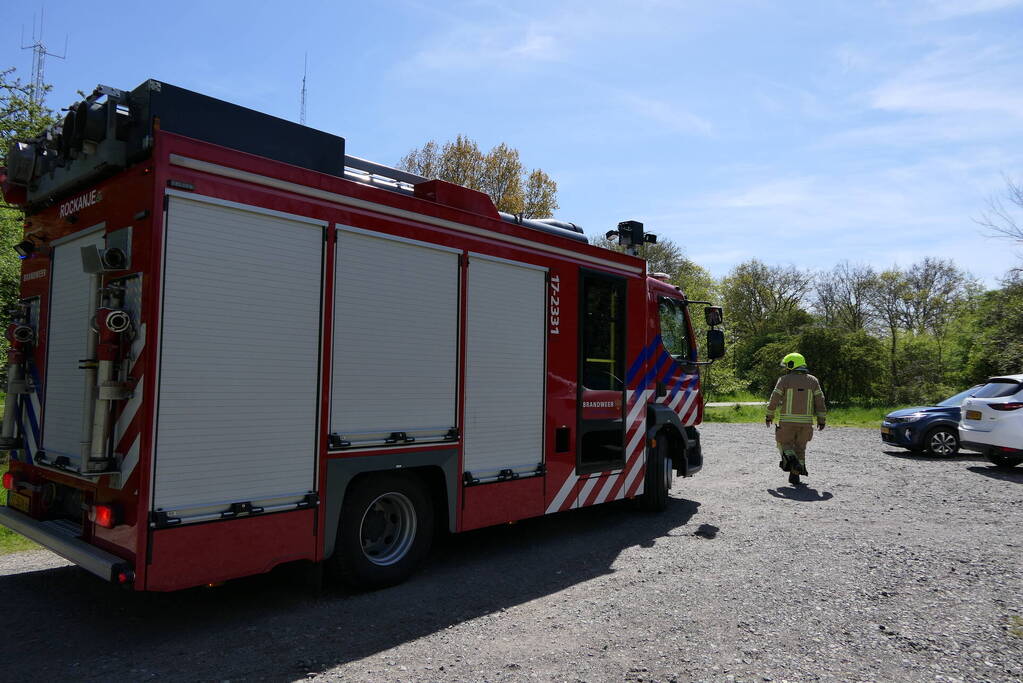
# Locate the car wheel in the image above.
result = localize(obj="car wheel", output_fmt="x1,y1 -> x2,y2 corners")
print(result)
639,433 -> 671,512
924,427 -> 959,457
988,454 -> 1023,469
327,473 -> 434,589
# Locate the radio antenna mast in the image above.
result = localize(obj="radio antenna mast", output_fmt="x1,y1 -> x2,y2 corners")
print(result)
21,9 -> 68,116
299,53 -> 308,125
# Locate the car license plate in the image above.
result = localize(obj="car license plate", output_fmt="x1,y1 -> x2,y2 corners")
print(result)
965,410 -> 982,420
6,491 -> 30,514
880,426 -> 891,435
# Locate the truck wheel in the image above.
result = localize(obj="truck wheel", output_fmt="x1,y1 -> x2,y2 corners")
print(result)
639,434 -> 671,512
924,427 -> 958,457
329,473 -> 434,589
988,454 -> 1023,469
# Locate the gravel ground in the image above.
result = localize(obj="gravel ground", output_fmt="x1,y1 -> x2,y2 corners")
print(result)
1,423 -> 1021,682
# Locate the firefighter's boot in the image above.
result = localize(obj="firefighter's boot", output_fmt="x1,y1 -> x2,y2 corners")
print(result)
781,449 -> 800,474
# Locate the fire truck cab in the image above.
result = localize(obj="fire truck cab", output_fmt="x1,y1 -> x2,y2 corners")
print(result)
0,80 -> 724,591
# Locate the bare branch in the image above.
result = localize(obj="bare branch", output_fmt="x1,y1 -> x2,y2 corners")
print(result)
975,173 -> 1023,243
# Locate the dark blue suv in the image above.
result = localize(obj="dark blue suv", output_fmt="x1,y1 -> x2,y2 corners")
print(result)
880,386 -> 979,456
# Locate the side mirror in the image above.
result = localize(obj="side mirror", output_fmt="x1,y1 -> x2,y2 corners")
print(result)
706,329 -> 725,360
704,306 -> 723,327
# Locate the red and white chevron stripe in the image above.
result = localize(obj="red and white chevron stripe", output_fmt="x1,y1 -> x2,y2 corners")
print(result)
110,323 -> 145,490
544,387 -> 651,514
658,376 -> 701,426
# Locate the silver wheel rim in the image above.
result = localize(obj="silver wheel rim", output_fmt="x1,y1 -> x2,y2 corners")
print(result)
359,491 -> 417,566
930,431 -> 956,456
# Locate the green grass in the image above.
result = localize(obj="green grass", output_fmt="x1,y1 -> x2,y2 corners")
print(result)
0,460 -> 39,555
705,389 -> 763,403
0,523 -> 38,554
703,402 -> 896,428
0,391 -> 39,554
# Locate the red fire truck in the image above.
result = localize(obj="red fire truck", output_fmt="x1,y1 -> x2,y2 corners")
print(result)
0,80 -> 724,591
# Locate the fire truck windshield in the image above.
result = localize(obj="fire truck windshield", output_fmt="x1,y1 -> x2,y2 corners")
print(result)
658,297 -> 691,361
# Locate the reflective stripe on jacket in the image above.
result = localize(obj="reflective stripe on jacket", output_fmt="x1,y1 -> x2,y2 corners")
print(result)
766,370 -> 826,424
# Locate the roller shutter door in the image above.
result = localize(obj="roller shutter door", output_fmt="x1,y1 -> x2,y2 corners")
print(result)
331,227 -> 459,447
42,228 -> 106,462
463,255 -> 546,480
154,195 -> 323,516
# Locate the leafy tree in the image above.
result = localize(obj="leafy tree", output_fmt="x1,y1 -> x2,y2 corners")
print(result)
1,68 -> 54,144
901,257 -> 976,380
699,358 -> 745,399
862,260 -> 976,401
720,259 -> 813,341
866,268 -> 908,401
796,328 -> 885,404
747,336 -> 799,396
812,261 -> 876,332
398,136 -> 559,217
900,258 -> 972,333
1,68 -> 57,364
523,169 -> 558,219
888,334 -> 959,405
745,328 -> 884,404
959,274 -> 1023,383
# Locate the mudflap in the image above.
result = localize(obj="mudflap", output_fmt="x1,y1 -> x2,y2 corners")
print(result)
666,426 -> 702,477
681,427 -> 703,476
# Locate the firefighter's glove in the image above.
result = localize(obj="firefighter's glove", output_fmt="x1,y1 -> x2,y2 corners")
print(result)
817,421 -> 826,431
765,415 -> 773,428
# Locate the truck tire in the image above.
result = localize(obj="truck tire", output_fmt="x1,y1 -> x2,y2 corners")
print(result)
639,434 -> 672,512
328,473 -> 434,589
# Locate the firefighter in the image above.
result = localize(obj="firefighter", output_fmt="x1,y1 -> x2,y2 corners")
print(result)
765,352 -> 826,486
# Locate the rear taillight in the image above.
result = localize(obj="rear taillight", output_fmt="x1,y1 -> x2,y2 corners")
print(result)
1,473 -> 13,490
990,402 -> 1023,411
90,504 -> 119,529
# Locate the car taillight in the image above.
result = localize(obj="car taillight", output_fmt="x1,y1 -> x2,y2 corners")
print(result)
990,402 -> 1023,411
1,473 -> 13,490
91,504 -> 118,529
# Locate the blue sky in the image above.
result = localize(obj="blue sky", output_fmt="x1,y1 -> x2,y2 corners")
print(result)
5,0 -> 1023,287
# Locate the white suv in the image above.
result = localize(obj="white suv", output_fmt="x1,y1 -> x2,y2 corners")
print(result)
959,374 -> 1023,469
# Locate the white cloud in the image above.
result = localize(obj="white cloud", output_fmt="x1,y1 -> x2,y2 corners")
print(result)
618,93 -> 714,137
824,36 -> 1023,149
871,41 -> 1023,119
920,0 -> 1023,19
703,179 -> 814,209
397,0 -> 705,76
408,22 -> 564,71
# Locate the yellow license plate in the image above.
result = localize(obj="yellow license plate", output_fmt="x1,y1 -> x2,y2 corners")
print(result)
880,426 -> 891,434
965,410 -> 982,420
6,491 -> 30,514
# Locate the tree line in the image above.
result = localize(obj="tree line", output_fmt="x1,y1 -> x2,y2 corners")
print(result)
647,247 -> 1021,406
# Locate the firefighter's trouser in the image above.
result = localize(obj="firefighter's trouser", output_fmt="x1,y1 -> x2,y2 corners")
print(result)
775,422 -> 813,470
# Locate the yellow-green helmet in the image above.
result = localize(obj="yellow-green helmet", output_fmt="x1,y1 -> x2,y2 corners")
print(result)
781,352 -> 806,370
